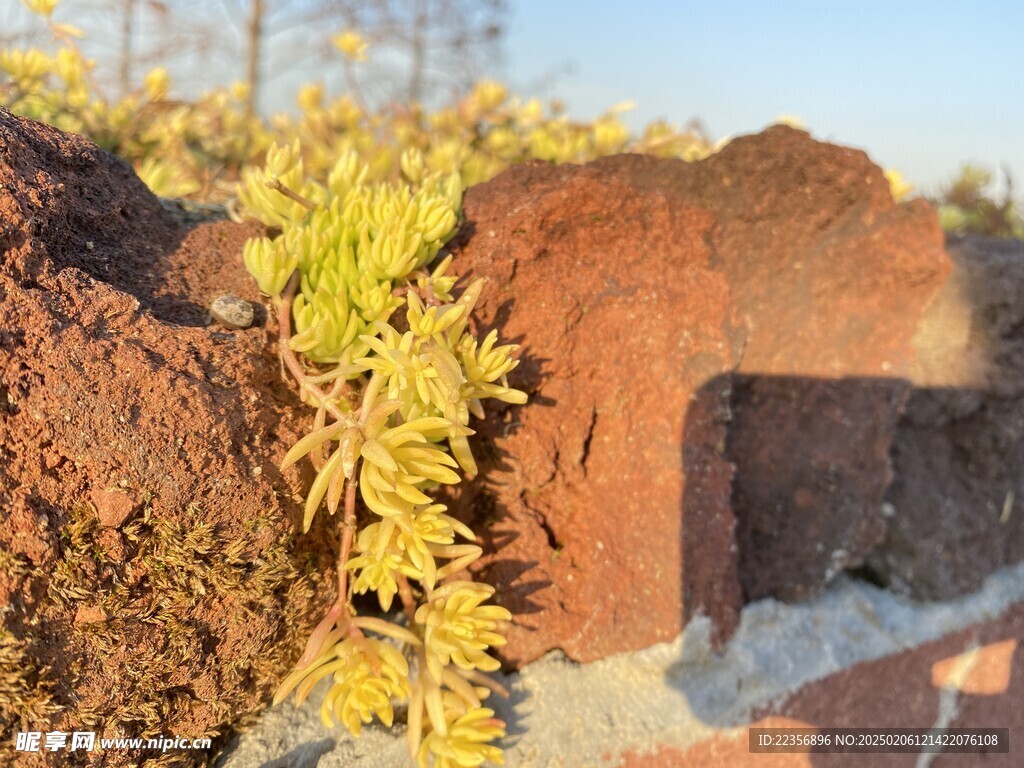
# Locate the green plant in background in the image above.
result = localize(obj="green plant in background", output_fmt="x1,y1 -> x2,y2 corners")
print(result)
933,163 -> 1024,240
884,168 -> 914,202
3,0 -> 718,207
240,136 -> 526,767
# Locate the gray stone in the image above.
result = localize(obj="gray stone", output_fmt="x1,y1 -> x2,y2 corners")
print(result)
211,294 -> 255,329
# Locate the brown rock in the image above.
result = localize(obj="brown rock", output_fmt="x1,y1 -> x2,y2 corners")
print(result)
0,108 -> 330,766
448,126 -> 950,666
448,160 -> 744,666
90,488 -> 137,528
593,129 -> 950,604
73,605 -> 108,625
94,528 -> 126,561
676,128 -> 948,604
867,236 -> 1024,599
706,132 -> 949,601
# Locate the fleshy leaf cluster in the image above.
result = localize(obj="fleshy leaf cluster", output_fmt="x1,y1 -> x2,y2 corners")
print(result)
240,137 -> 523,767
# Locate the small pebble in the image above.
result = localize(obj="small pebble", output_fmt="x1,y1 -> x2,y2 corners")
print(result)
211,295 -> 254,330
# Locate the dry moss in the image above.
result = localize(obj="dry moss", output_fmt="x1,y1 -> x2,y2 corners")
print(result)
10,497 -> 332,767
0,627 -> 62,763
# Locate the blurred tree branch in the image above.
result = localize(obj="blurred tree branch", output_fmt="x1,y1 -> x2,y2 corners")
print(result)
4,0 -> 507,111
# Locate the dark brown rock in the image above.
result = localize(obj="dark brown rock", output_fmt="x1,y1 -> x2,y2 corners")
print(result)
0,108 -> 331,766
728,376 -> 908,602
763,602 -> 1023,768
448,126 -> 950,666
867,236 -> 1024,599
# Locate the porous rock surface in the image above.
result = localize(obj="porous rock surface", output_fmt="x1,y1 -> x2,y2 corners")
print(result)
447,125 -> 952,666
0,108 -> 331,766
450,156 -> 745,664
869,235 -> 1024,599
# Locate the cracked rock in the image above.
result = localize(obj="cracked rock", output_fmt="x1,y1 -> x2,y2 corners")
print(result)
445,127 -> 949,666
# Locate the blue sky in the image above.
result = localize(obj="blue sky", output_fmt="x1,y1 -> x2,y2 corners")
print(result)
499,0 -> 1024,195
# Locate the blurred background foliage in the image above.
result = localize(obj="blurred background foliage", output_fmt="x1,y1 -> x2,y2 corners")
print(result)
1,0 -> 1020,240
933,164 -> 1023,240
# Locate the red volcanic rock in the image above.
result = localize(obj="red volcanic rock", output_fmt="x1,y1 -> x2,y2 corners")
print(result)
0,108 -> 330,767
448,161 -> 745,666
90,488 -> 138,528
448,126 -> 951,666
592,129 -> 950,604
